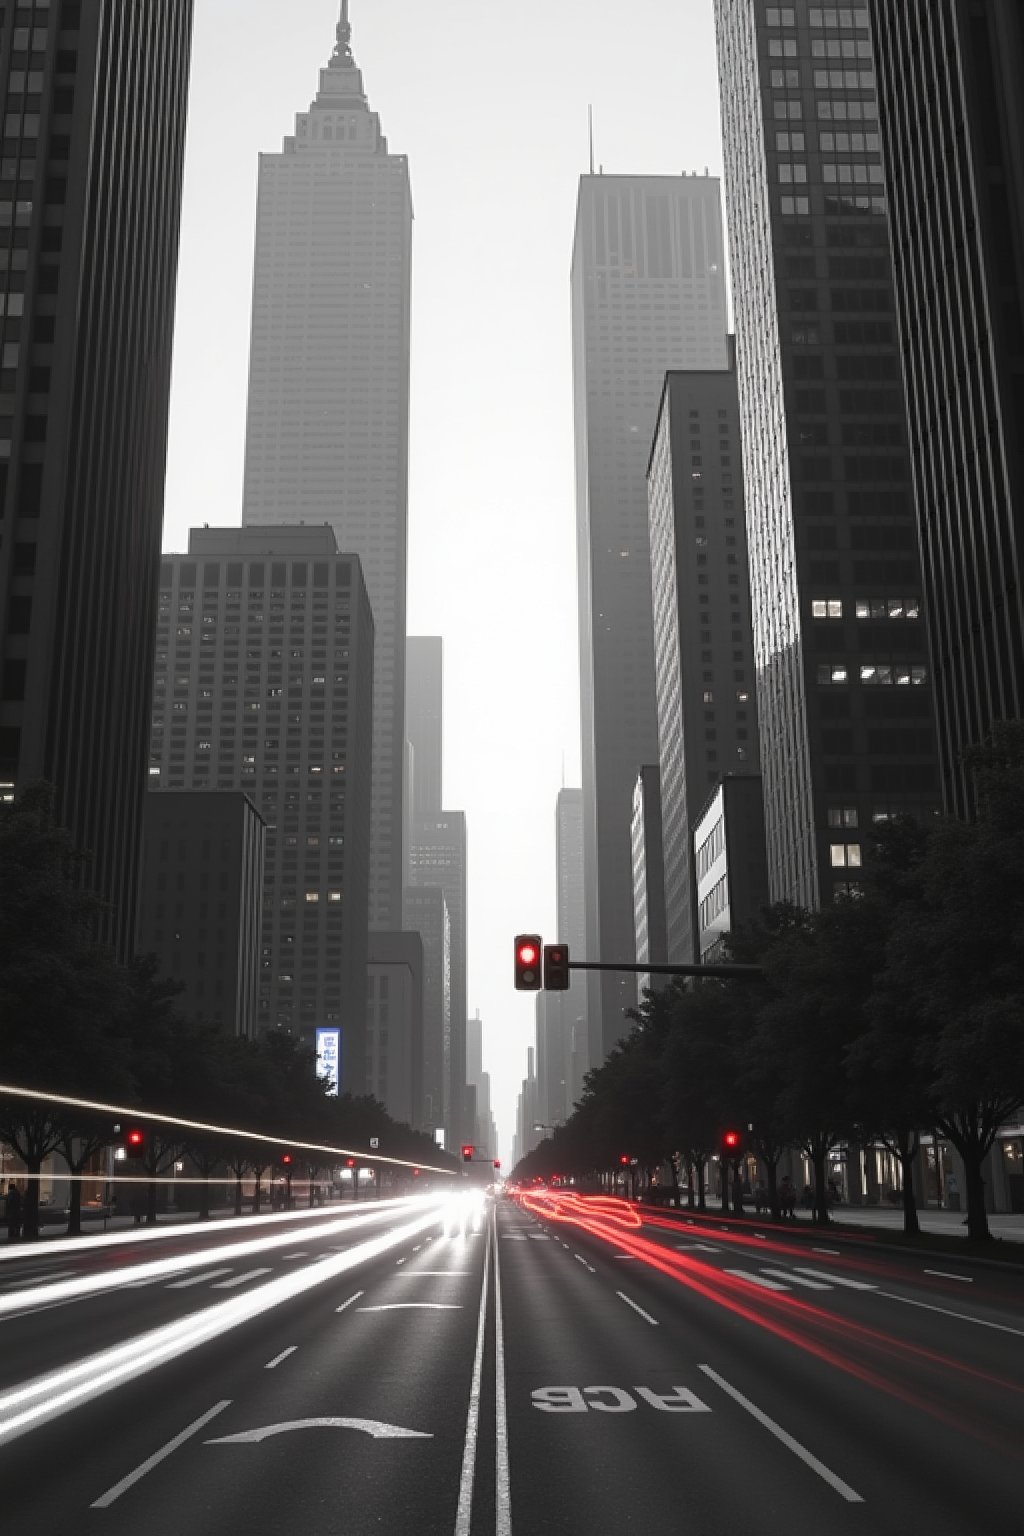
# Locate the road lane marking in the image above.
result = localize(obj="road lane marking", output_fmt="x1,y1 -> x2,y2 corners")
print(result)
614,1254 -> 639,1260
924,1270 -> 973,1283
494,1214 -> 511,1536
5,1269 -> 78,1288
793,1268 -> 876,1290
761,1269 -> 831,1291
335,1291 -> 364,1313
455,1205 -> 492,1536
208,1417 -> 432,1443
211,1268 -> 273,1289
616,1292 -> 659,1326
875,1291 -> 1024,1337
91,1400 -> 232,1508
397,1270 -> 471,1276
282,1253 -> 308,1261
675,1242 -> 720,1253
574,1254 -> 596,1272
264,1347 -> 297,1370
357,1302 -> 462,1311
166,1268 -> 233,1289
724,1270 -> 789,1291
813,1247 -> 840,1255
698,1367 -> 863,1503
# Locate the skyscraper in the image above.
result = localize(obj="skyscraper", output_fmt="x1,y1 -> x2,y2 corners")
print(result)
242,2 -> 412,930
647,360 -> 760,961
149,527 -> 374,1087
407,812 -> 468,1146
0,1 -> 193,958
403,884 -> 450,1136
867,0 -> 1024,815
406,637 -> 443,826
555,787 -> 588,1107
572,172 -> 729,1058
715,0 -> 939,905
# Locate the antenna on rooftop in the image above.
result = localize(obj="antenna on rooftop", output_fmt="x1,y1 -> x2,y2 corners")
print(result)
588,104 -> 595,175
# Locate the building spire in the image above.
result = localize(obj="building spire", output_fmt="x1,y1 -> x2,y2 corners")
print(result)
331,0 -> 353,67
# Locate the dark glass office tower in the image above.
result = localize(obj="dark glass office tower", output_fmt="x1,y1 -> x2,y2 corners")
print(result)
0,0 -> 193,957
715,1 -> 939,907
867,0 -> 1024,815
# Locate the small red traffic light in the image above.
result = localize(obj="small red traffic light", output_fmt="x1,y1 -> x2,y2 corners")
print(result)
125,1128 -> 145,1159
619,1154 -> 630,1166
723,1131 -> 739,1149
345,1157 -> 356,1168
461,1144 -> 474,1162
281,1153 -> 293,1166
543,943 -> 570,990
493,1159 -> 501,1169
514,934 -> 543,990
412,1167 -> 420,1176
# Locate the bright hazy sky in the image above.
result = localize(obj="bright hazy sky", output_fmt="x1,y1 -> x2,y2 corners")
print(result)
163,0 -> 726,1160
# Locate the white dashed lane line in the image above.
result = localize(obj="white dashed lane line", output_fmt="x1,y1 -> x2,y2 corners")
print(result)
725,1270 -> 789,1292
616,1291 -> 659,1326
211,1267 -> 273,1289
264,1346 -> 297,1370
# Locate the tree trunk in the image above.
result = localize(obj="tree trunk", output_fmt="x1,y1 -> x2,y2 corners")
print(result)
198,1172 -> 211,1221
897,1131 -> 920,1237
686,1159 -> 695,1209
810,1141 -> 831,1226
962,1148 -> 991,1241
695,1157 -> 706,1210
22,1154 -> 42,1239
764,1157 -> 781,1223
67,1165 -> 83,1236
233,1168 -> 244,1216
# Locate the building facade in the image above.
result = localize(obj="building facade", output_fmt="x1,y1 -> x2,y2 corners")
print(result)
867,0 -> 1024,814
137,791 -> 265,1039
714,0 -> 940,906
693,774 -> 770,963
149,526 -> 374,1087
241,4 -> 412,931
366,928 -> 424,1129
406,636 -> 443,826
647,361 -> 760,961
402,883 -> 450,1139
407,812 -> 467,1147
630,765 -> 668,999
572,172 -> 730,1058
555,786 -> 589,1107
0,0 -> 193,957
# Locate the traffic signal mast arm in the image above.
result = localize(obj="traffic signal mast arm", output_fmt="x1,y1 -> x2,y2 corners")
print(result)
567,958 -> 763,981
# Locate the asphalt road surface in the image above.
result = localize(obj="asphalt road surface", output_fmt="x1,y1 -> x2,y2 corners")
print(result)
2,1191 -> 1022,1534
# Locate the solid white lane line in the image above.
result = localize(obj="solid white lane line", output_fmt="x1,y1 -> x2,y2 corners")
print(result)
616,1292 -> 659,1326
813,1247 -> 841,1256
264,1347 -> 297,1370
335,1291 -> 364,1313
924,1270 -> 973,1283
494,1215 -> 510,1536
724,1270 -> 789,1292
211,1268 -> 273,1289
166,1268 -> 233,1289
91,1400 -> 232,1508
358,1303 -> 462,1312
876,1291 -> 1024,1338
761,1269 -> 831,1291
454,1208 -> 492,1536
698,1366 -> 862,1504
793,1267 -> 876,1291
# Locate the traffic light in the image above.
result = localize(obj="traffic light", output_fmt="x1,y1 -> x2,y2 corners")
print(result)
720,1129 -> 743,1160
461,1144 -> 474,1162
493,1160 -> 501,1170
281,1153 -> 293,1167
543,943 -> 570,990
514,934 -> 542,990
619,1154 -> 630,1167
124,1128 -> 145,1160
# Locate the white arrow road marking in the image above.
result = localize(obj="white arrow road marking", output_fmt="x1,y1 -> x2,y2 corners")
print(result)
207,1418 -> 433,1444
356,1302 -> 462,1312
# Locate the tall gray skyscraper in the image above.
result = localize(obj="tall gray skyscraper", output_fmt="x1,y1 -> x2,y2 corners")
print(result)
241,3 -> 412,931
868,0 -> 1024,815
149,528 -> 374,1086
714,0 -> 939,906
408,813 -> 468,1147
555,787 -> 588,1109
648,361 -> 760,961
406,638 -> 443,825
572,173 -> 730,1059
0,1 -> 194,959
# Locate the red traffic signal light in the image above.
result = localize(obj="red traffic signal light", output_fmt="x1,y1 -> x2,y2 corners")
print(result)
720,1129 -> 742,1158
124,1128 -> 145,1159
461,1144 -> 474,1162
345,1157 -> 356,1168
493,1159 -> 501,1169
543,943 -> 570,990
514,934 -> 542,990
619,1154 -> 630,1166
281,1153 -> 293,1166
412,1167 -> 421,1177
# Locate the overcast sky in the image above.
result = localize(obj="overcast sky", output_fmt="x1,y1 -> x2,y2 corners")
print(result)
163,0 -> 726,1160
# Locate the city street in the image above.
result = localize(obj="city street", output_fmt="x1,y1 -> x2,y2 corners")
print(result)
1,1193 -> 1021,1533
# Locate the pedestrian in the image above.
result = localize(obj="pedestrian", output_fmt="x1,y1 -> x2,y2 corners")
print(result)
5,1181 -> 22,1242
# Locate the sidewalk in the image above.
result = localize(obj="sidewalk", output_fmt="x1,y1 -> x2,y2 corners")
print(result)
696,1196 -> 1024,1244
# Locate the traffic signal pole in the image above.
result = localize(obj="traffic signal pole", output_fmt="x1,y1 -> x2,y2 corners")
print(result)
567,960 -> 762,981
